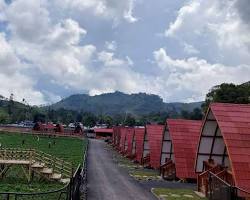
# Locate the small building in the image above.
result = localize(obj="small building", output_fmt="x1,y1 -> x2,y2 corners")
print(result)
195,103 -> 250,198
45,123 -> 55,132
134,127 -> 146,163
33,122 -> 55,132
33,122 -> 44,131
160,119 -> 202,181
94,128 -> 113,139
146,124 -> 165,169
55,124 -> 64,133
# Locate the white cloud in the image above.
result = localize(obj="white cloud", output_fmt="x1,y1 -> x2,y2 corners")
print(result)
46,19 -> 87,48
5,0 -> 50,42
0,33 -> 20,75
2,0 -> 250,106
183,43 -> 199,55
53,0 -> 138,24
98,51 -> 130,67
105,40 -> 117,51
154,48 -> 250,102
0,33 -> 46,105
0,73 -> 46,105
165,0 -> 250,65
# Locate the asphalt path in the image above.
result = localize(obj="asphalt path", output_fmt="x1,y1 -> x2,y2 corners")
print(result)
87,139 -> 157,200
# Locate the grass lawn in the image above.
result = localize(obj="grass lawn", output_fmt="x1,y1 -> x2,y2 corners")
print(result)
0,131 -> 86,193
152,188 -> 207,200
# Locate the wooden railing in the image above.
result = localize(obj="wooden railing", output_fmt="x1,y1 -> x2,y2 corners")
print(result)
0,148 -> 33,161
34,150 -> 72,178
160,160 -> 175,179
197,161 -> 233,197
0,148 -> 72,179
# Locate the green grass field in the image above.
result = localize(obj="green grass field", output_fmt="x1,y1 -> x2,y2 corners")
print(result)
0,131 -> 86,193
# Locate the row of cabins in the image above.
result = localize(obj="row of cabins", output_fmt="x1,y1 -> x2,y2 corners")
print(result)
33,122 -> 84,135
112,103 -> 250,199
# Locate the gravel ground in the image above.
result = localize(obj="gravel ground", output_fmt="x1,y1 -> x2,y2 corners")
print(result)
87,139 -> 157,200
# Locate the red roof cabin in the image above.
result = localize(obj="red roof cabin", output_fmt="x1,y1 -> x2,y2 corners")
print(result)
195,103 -> 250,198
33,122 -> 55,133
124,128 -> 135,158
134,127 -> 146,163
160,119 -> 202,181
145,125 -> 165,169
33,122 -> 45,131
55,124 -> 64,133
94,128 -> 113,139
112,127 -> 121,149
119,127 -> 127,153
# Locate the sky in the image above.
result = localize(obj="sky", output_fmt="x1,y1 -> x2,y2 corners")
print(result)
0,0 -> 250,105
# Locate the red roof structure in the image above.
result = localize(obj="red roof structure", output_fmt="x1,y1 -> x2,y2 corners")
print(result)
146,124 -> 165,169
94,128 -> 113,138
33,122 -> 44,131
55,124 -> 64,133
166,119 -> 202,179
46,123 -> 55,131
119,127 -> 127,153
125,128 -> 135,157
134,128 -> 145,163
33,122 -> 55,132
94,128 -> 113,134
195,103 -> 250,194
113,127 -> 121,148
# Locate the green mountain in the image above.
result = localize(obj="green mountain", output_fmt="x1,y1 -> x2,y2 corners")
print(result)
50,91 -> 202,116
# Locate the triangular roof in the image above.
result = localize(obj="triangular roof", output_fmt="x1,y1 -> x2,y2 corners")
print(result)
204,103 -> 250,192
125,128 -> 134,156
119,127 -> 127,152
167,119 -> 202,179
146,124 -> 165,169
134,127 -> 145,163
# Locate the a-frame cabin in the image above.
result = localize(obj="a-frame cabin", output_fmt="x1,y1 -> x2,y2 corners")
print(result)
124,128 -> 135,158
195,103 -> 250,198
146,125 -> 165,169
134,127 -> 146,163
160,119 -> 202,181
119,127 -> 127,153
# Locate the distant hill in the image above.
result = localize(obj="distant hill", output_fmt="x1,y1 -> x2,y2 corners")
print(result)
50,91 -> 202,116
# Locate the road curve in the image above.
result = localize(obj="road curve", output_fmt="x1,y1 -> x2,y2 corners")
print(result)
87,139 -> 156,200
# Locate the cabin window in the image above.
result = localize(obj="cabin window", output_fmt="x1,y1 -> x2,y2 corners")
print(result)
196,110 -> 231,172
161,129 -> 174,165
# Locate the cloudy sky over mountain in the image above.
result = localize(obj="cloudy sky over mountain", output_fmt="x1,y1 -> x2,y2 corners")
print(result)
0,0 -> 249,105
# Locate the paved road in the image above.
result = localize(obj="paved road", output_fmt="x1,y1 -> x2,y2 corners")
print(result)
87,139 -> 157,200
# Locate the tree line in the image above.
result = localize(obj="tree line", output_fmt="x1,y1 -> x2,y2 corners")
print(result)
0,81 -> 249,127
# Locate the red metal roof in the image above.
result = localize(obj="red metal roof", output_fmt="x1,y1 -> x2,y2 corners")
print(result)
146,124 -> 165,169
112,127 -> 119,145
45,123 -> 55,130
55,124 -> 64,133
134,128 -> 145,163
119,127 -> 127,153
125,128 -> 134,156
94,128 -> 113,134
167,119 -> 202,179
208,103 -> 250,192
